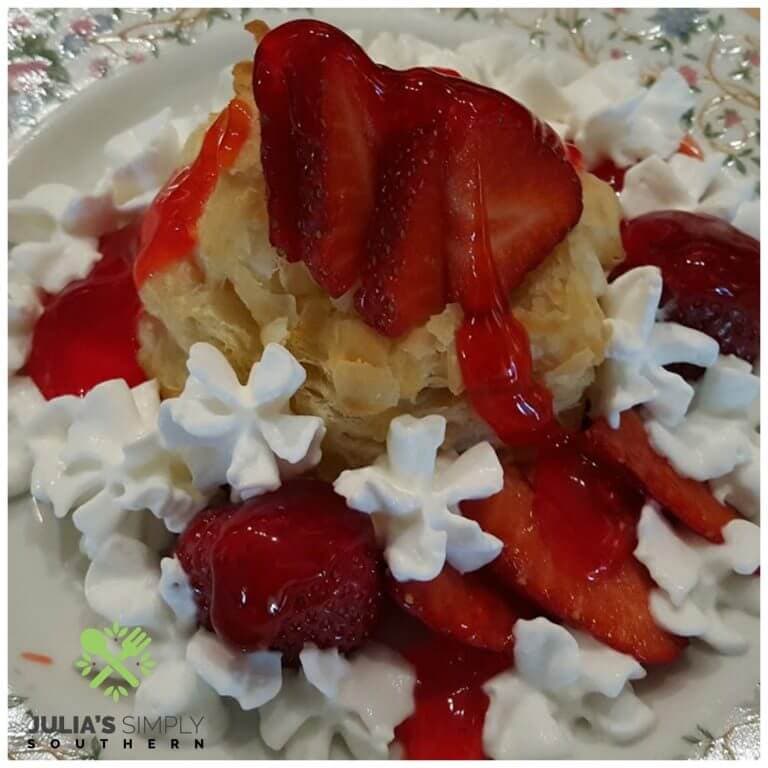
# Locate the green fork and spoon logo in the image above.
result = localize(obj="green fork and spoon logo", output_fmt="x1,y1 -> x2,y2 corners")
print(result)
76,622 -> 156,702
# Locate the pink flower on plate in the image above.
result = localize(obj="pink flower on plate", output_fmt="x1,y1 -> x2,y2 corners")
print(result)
8,60 -> 50,91
70,18 -> 95,37
723,108 -> 742,128
610,48 -> 625,60
89,57 -> 110,79
678,65 -> 699,87
746,50 -> 759,67
11,15 -> 32,30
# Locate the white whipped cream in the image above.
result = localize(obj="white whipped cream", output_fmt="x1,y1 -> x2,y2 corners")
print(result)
8,280 -> 41,375
85,534 -> 176,631
8,377 -> 45,497
158,342 -> 326,501
159,556 -> 199,632
334,414 -> 503,582
9,183 -> 102,294
644,355 -> 760,519
483,618 -> 653,759
186,628 -> 283,710
366,31 -> 479,80
579,68 -> 694,167
259,644 -> 415,759
27,379 -> 207,556
134,659 -> 230,744
62,108 -> 187,239
591,266 -> 719,428
634,503 -> 760,654
620,153 -> 759,236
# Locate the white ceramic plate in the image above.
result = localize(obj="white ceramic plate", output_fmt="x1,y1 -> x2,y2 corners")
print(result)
8,8 -> 760,760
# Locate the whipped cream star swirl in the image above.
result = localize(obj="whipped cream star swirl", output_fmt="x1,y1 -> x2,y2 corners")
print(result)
591,265 -> 719,429
186,628 -> 284,710
620,153 -> 759,236
578,68 -> 694,167
158,342 -> 326,501
27,379 -> 206,557
258,644 -> 415,759
9,184 -> 103,294
644,355 -> 760,519
334,414 -> 503,583
483,618 -> 653,759
634,503 -> 760,654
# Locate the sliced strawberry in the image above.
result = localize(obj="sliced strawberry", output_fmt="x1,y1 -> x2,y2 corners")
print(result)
585,410 -> 737,543
444,98 -> 582,301
355,127 -> 448,335
291,52 -> 379,295
253,20 -> 582,335
462,463 -> 686,664
388,565 -> 529,653
255,27 -> 378,293
530,445 -> 641,581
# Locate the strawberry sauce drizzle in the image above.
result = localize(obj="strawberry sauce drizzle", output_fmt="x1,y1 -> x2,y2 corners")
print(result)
25,220 -> 147,399
133,98 -> 252,288
395,636 -> 510,759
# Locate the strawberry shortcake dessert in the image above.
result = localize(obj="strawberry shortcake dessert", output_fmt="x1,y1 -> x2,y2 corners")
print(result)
9,18 -> 760,759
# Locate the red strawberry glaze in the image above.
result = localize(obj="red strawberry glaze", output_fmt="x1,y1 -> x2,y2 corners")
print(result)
589,157 -> 628,192
395,635 -> 511,759
531,444 -> 642,582
677,134 -> 705,160
24,219 -> 147,399
175,478 -> 383,659
564,141 -> 584,171
133,98 -> 252,289
457,310 -> 555,445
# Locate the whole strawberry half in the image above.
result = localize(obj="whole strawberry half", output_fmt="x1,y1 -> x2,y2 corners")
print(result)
618,211 -> 760,363
253,20 -> 582,337
176,478 -> 383,660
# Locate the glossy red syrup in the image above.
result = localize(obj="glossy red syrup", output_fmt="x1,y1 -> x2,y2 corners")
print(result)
589,157 -> 628,191
25,220 -> 147,398
457,310 -> 555,445
531,445 -> 642,581
133,98 -> 252,288
395,635 -> 511,759
454,186 -> 555,445
564,141 -> 584,171
677,134 -> 705,160
618,210 -> 760,362
175,479 -> 382,657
